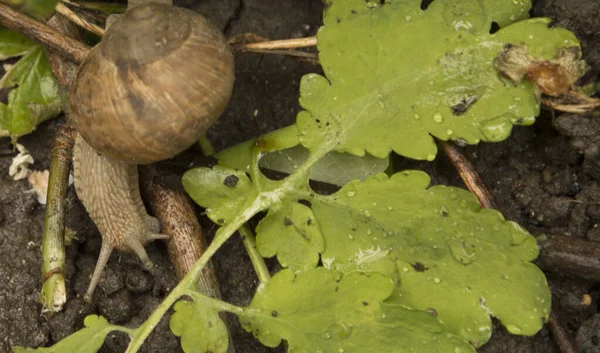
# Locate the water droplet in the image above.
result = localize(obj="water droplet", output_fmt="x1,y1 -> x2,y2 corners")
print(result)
387,206 -> 393,211
338,348 -> 345,353
455,138 -> 468,147
364,210 -> 371,217
348,234 -> 354,240
367,229 -> 372,235
413,113 -> 420,120
433,112 -> 444,123
346,191 -> 356,197
513,96 -> 522,101
316,347 -> 324,353
405,15 -> 412,21
323,331 -> 332,340
447,238 -> 476,264
402,267 -> 409,272
478,116 -> 512,141
511,0 -> 518,4
439,205 -> 449,216
433,277 -> 441,284
446,129 -> 453,135
372,202 -> 377,206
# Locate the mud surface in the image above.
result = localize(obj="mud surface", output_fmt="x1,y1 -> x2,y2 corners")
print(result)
1,0 -> 600,352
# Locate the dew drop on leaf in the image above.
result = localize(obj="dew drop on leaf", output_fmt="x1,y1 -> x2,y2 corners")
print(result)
433,112 -> 444,123
447,238 -> 475,265
346,191 -> 356,197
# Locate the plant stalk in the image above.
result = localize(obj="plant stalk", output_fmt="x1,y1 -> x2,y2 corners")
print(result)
40,120 -> 76,312
0,2 -> 90,65
39,13 -> 81,313
239,225 -> 271,283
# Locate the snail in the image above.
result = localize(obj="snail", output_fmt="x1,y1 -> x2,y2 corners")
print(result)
69,2 -> 235,301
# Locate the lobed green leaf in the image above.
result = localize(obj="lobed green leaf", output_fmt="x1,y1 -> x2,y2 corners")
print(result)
310,171 -> 549,345
297,0 -> 579,160
241,267 -> 475,353
170,300 -> 229,353
11,315 -> 115,353
0,46 -> 61,139
0,27 -> 37,60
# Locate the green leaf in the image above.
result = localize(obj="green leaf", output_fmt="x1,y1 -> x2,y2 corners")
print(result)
297,0 -> 579,160
216,125 -> 389,187
12,315 -> 114,353
183,166 -> 257,226
0,27 -> 37,60
240,267 -> 475,353
255,201 -> 324,271
309,171 -> 549,346
0,0 -> 59,18
0,46 -> 61,139
170,300 -> 229,353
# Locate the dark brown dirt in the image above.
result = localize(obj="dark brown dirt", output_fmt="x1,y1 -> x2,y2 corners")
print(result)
1,0 -> 599,352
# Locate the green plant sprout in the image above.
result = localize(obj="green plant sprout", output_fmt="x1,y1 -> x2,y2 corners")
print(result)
11,0 -> 589,352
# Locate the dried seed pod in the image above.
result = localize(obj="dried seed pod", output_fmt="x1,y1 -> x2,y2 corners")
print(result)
70,3 -> 235,164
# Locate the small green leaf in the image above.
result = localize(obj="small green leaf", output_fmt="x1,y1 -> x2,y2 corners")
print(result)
217,125 -> 389,186
11,315 -> 114,353
0,27 -> 37,59
310,171 -> 549,345
182,166 -> 256,225
0,46 -> 61,138
1,0 -> 59,18
170,300 -> 229,353
297,0 -> 579,160
240,268 -> 474,353
256,201 -> 324,271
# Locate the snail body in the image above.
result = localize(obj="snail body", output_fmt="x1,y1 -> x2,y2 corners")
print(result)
70,3 -> 235,164
70,3 -> 235,301
74,135 -> 168,302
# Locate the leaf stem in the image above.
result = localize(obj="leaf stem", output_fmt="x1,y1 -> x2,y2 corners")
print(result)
239,225 -> 271,283
188,291 -> 246,315
125,197 -> 263,352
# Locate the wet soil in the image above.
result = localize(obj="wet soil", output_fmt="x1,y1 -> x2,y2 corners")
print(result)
1,0 -> 600,352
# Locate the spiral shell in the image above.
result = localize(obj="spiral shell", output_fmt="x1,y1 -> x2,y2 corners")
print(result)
70,3 -> 235,164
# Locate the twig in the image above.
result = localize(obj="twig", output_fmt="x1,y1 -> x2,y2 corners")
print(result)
440,141 -> 579,353
537,234 -> 600,283
55,2 -> 105,37
438,141 -> 497,209
39,14 -> 81,313
238,225 -> 271,283
548,308 -> 580,353
228,33 -> 316,51
140,166 -> 222,298
0,2 -> 90,65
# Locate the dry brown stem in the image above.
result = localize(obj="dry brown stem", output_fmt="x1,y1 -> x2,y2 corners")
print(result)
0,2 -> 90,65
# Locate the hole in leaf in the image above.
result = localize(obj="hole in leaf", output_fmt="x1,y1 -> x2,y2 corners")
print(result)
489,21 -> 500,34
411,262 -> 428,272
298,199 -> 312,208
420,0 -> 434,10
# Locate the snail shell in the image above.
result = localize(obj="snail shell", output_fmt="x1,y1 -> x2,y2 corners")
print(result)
70,3 -> 235,164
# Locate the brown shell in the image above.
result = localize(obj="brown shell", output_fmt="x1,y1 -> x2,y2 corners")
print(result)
70,3 -> 235,164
